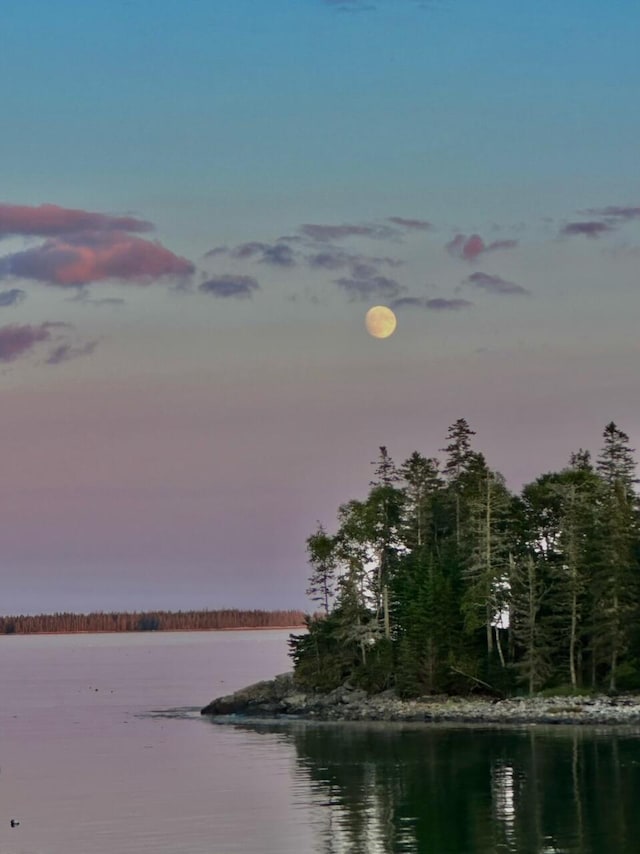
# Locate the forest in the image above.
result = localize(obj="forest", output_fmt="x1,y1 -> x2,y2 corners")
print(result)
0,608 -> 305,635
289,420 -> 640,697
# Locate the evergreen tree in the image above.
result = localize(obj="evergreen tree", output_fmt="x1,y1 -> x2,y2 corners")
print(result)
510,552 -> 552,693
291,424 -> 640,698
306,524 -> 338,614
368,447 -> 404,638
460,464 -> 513,669
595,423 -> 639,691
441,418 -> 477,547
398,452 -> 443,549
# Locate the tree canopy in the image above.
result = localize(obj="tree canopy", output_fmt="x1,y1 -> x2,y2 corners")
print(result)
290,422 -> 640,696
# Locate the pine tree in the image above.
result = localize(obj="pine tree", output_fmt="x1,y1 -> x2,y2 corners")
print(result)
399,452 -> 443,549
510,552 -> 552,693
460,463 -> 513,668
441,419 -> 477,547
595,423 -> 639,691
368,447 -> 404,638
306,524 -> 338,614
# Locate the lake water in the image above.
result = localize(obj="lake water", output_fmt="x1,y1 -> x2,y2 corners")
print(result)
1,630 -> 640,854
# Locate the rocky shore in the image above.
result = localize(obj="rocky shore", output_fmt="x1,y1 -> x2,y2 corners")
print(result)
201,673 -> 640,726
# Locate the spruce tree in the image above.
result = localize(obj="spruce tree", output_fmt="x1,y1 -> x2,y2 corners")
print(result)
306,524 -> 338,615
510,552 -> 552,693
441,418 -> 477,547
460,462 -> 513,669
595,423 -> 639,691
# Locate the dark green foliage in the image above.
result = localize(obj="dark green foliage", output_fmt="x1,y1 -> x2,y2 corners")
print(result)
289,615 -> 350,692
292,420 -> 640,697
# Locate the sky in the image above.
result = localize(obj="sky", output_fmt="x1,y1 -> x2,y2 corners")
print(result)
1,0 -> 639,614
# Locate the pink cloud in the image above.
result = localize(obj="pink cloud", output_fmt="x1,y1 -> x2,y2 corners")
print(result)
0,231 -> 194,286
446,233 -> 518,262
0,203 -> 152,238
0,323 -> 51,362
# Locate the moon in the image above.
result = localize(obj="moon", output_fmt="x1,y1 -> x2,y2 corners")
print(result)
365,305 -> 397,339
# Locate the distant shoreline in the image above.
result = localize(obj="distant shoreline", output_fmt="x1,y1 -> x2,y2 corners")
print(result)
1,625 -> 306,637
0,608 -> 307,636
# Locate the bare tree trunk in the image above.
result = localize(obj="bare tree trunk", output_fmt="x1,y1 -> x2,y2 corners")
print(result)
569,578 -> 578,689
383,585 -> 390,640
485,477 -> 493,656
495,626 -> 506,668
609,590 -> 619,692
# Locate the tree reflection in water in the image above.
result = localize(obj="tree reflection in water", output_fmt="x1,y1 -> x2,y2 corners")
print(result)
230,721 -> 640,854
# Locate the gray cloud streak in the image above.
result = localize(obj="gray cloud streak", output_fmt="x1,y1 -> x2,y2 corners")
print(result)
0,288 -> 26,307
560,221 -> 612,239
388,216 -> 432,231
335,273 -> 405,302
465,272 -> 530,296
300,222 -> 398,242
391,296 -> 473,310
199,275 -> 260,299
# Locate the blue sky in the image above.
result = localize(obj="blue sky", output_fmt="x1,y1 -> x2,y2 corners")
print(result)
1,0 -> 639,613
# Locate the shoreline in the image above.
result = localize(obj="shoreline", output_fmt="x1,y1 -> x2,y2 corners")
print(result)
1,625 -> 305,638
201,673 -> 640,727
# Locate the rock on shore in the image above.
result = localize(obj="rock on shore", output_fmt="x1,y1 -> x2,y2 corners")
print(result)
201,674 -> 640,726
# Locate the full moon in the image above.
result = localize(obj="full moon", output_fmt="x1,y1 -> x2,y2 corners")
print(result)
365,305 -> 397,339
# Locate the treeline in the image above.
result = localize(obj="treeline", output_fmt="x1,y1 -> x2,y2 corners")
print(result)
0,608 -> 305,635
290,420 -> 640,697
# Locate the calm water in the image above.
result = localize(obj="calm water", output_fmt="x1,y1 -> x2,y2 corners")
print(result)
1,631 -> 640,854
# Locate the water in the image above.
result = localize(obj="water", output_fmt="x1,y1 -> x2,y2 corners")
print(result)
1,631 -> 640,853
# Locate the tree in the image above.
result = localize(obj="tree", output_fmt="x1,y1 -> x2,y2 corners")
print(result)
440,418 -> 477,547
399,452 -> 443,550
368,447 -> 404,638
597,423 -> 637,494
510,552 -> 552,693
460,463 -> 513,668
306,524 -> 338,614
520,458 -> 601,690
595,423 -> 639,691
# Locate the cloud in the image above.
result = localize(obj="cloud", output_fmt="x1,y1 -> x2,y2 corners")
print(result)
204,245 -> 229,258
388,216 -> 432,231
0,288 -> 26,307
425,297 -> 473,310
0,323 -> 52,362
335,273 -> 405,302
199,275 -> 260,299
0,231 -> 194,286
465,272 -> 530,296
65,286 -> 125,307
391,296 -> 473,311
447,234 -> 518,262
0,202 -> 152,238
205,241 -> 296,267
307,248 -> 402,272
259,243 -> 296,267
300,223 -> 397,242
229,242 -> 266,259
46,340 -> 98,365
583,206 -> 640,221
560,221 -> 613,239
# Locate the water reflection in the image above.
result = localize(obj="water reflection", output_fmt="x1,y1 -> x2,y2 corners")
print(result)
225,722 -> 640,854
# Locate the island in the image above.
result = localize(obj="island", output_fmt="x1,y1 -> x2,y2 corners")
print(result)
203,419 -> 640,724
